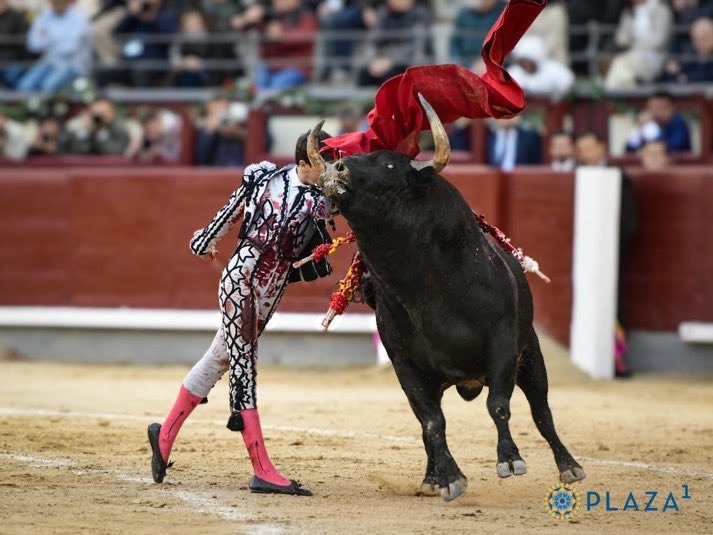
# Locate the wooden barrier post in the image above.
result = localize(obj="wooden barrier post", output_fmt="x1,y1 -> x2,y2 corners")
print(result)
569,166 -> 622,379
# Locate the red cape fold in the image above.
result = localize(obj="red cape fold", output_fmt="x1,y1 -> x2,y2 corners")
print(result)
323,0 -> 546,158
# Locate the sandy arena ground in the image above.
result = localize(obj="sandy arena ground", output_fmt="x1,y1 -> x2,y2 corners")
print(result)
0,337 -> 711,535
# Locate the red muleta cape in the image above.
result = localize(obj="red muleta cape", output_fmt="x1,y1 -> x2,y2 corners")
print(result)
323,0 -> 546,158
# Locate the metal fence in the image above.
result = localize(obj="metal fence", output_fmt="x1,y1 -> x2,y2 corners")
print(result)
0,23 -> 702,89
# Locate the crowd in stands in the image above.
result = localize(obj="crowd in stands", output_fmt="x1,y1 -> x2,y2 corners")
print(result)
0,98 -> 183,161
473,90 -> 690,171
0,0 -> 708,166
0,0 -> 710,94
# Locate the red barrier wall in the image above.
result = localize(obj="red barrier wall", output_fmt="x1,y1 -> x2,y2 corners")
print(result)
1,165 -> 711,345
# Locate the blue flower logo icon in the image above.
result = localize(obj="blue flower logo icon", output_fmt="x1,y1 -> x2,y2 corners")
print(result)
545,483 -> 580,520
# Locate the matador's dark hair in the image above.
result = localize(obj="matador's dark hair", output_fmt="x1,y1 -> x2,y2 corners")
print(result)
295,129 -> 334,166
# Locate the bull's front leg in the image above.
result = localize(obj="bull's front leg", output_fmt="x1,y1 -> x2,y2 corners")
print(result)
391,357 -> 467,502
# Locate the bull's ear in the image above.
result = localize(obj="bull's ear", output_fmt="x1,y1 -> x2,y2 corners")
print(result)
408,167 -> 436,188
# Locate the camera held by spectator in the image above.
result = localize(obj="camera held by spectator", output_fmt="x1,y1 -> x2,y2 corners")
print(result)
625,92 -> 692,152
195,99 -> 248,166
29,117 -> 63,156
63,99 -> 130,156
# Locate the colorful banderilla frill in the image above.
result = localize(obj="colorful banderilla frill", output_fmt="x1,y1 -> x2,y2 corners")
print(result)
292,232 -> 355,268
293,212 -> 550,331
472,211 -> 551,283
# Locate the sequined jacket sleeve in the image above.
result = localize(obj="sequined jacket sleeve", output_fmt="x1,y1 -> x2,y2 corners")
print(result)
189,161 -> 277,257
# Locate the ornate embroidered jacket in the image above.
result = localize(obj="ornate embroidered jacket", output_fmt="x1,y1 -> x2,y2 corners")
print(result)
190,161 -> 334,283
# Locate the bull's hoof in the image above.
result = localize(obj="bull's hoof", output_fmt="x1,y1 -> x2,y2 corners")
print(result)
496,459 -> 528,478
416,482 -> 439,497
440,477 -> 467,502
559,466 -> 586,484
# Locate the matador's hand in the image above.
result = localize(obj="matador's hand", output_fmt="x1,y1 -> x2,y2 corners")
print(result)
191,229 -> 217,260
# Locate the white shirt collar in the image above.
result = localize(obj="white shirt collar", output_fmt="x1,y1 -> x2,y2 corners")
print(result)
287,165 -> 303,187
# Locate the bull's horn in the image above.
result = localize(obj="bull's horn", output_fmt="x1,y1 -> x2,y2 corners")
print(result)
411,93 -> 450,173
307,120 -> 326,173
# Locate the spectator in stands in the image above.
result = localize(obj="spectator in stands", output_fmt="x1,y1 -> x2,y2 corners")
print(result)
230,0 -> 269,31
335,102 -> 364,134
670,0 -> 713,53
171,9 -> 232,87
0,0 -> 29,88
575,130 -> 637,377
486,116 -> 542,171
549,130 -> 576,171
111,0 -> 178,87
357,0 -> 431,87
450,0 -> 504,69
202,0 -> 243,32
256,0 -> 318,90
0,114 -> 31,160
639,139 -> 670,170
604,0 -> 672,89
625,92 -> 692,152
195,99 -> 247,166
90,0 -> 129,68
28,117 -> 63,155
16,0 -> 91,93
129,108 -> 182,161
317,0 -> 376,80
665,17 -> 713,83
62,99 -> 130,156
523,0 -> 569,65
563,0 -> 627,73
508,36 -> 575,100
575,131 -> 608,167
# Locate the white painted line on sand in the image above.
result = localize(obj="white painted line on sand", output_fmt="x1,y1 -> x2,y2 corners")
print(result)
2,406 -> 711,480
0,406 -> 418,444
0,452 -> 283,533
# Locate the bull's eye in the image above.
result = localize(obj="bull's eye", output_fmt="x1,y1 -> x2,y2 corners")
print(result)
387,163 -> 394,169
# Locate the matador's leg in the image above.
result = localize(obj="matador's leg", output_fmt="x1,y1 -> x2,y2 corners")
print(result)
150,327 -> 231,483
221,246 -> 310,495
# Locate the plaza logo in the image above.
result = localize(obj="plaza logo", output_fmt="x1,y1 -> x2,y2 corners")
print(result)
544,484 -> 692,519
544,483 -> 580,520
585,485 -> 691,512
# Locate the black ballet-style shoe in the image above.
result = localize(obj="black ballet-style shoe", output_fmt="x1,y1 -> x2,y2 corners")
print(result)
248,476 -> 313,496
147,423 -> 173,483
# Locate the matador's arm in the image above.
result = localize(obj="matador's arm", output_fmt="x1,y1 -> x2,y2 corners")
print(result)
189,161 -> 277,257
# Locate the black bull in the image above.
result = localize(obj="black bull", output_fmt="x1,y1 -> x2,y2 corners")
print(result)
307,98 -> 585,502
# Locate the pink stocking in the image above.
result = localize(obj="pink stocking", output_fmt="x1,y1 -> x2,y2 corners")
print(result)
158,385 -> 202,462
240,408 -> 290,486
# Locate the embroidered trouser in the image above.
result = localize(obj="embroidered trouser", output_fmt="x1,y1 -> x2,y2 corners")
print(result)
182,244 -> 289,411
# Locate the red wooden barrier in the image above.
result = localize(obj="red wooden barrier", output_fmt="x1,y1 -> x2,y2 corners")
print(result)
1,165 -> 711,346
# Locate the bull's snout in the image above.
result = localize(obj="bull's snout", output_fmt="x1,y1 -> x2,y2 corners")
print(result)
319,161 -> 350,197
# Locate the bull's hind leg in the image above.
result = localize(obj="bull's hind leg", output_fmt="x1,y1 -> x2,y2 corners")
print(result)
391,358 -> 467,502
517,330 -> 586,483
486,348 -> 528,478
